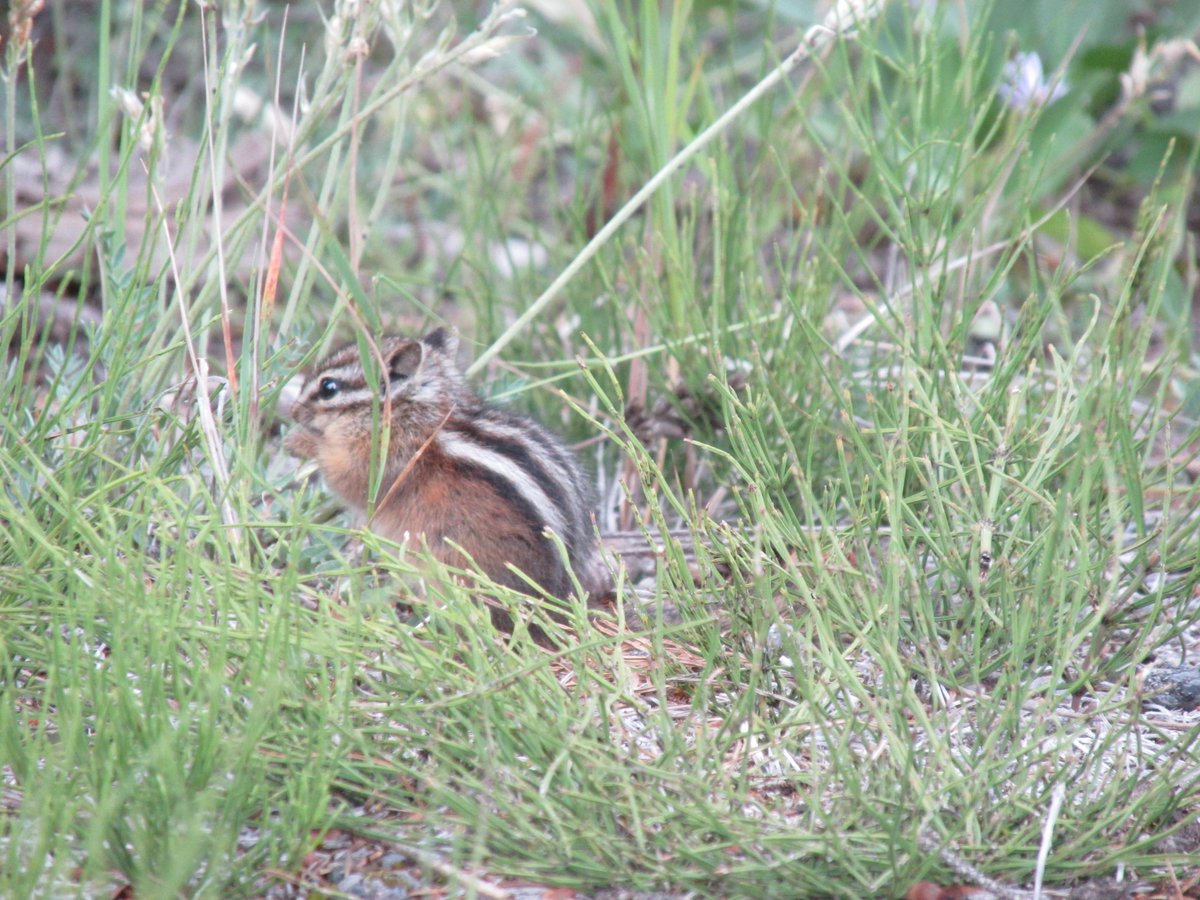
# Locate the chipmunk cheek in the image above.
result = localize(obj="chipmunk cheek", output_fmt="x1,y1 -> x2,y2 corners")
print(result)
288,407 -> 335,450
283,428 -> 311,458
315,442 -> 369,510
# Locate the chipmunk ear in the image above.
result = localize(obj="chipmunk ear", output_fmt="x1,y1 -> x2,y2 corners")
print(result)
382,339 -> 424,385
421,327 -> 459,358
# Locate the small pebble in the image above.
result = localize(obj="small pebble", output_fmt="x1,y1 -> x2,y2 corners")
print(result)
1143,665 -> 1200,711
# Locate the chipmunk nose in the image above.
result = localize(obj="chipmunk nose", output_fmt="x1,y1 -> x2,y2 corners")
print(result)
277,376 -> 304,419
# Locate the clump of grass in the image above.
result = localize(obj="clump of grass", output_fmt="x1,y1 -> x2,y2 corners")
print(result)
4,0 -> 1200,897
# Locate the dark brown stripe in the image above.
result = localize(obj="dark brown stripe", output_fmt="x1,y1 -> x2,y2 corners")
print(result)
449,414 -> 575,535
451,456 -> 549,543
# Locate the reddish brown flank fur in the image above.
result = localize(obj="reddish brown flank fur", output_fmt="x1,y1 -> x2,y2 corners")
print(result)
379,444 -> 571,596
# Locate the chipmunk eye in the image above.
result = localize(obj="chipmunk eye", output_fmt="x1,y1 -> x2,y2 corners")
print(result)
317,377 -> 340,400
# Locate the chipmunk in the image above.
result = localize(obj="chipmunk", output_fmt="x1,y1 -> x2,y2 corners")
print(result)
285,327 -> 609,620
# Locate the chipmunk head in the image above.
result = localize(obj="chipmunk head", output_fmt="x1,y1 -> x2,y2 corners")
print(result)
284,327 -> 465,507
